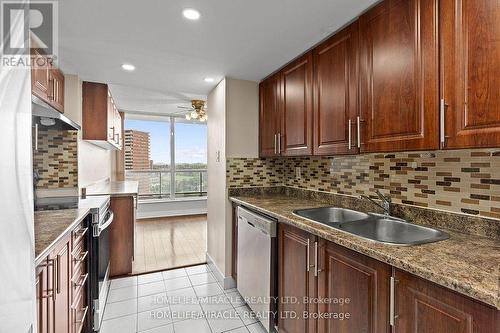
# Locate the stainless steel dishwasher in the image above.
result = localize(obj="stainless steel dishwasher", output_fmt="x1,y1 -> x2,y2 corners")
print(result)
237,206 -> 277,333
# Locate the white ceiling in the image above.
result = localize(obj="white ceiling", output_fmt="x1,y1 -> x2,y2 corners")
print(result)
59,0 -> 378,115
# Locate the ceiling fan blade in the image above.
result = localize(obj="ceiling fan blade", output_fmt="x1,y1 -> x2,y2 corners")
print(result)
170,110 -> 190,114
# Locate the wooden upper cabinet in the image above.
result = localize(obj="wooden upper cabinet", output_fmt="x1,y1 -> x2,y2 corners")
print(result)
313,22 -> 359,155
394,269 -> 499,332
278,223 -> 317,333
31,48 -> 65,113
259,74 -> 281,157
49,67 -> 65,113
317,240 -> 391,333
31,49 -> 50,101
359,0 -> 439,152
82,81 -> 122,150
440,0 -> 500,149
281,52 -> 313,156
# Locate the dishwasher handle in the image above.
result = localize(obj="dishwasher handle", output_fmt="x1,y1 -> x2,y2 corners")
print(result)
237,207 -> 277,237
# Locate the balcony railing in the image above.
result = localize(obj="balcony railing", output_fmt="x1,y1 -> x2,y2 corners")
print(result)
125,169 -> 207,200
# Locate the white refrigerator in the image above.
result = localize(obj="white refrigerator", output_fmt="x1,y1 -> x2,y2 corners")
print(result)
0,6 -> 37,333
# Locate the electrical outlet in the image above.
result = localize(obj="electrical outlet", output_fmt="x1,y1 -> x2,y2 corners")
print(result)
295,167 -> 302,179
216,150 -> 221,162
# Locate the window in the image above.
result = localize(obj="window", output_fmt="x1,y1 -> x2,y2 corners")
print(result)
175,120 -> 208,197
124,116 -> 207,200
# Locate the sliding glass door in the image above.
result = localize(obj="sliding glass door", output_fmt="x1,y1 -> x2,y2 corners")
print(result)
124,116 -> 207,200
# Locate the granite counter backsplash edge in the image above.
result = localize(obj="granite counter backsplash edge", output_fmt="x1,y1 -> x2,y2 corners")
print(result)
228,186 -> 500,240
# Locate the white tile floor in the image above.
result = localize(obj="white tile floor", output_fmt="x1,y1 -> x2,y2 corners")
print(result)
102,264 -> 268,333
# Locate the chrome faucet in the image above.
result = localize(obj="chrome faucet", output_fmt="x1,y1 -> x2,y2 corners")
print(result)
361,190 -> 392,216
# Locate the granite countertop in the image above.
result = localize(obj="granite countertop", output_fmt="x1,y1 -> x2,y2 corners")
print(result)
34,208 -> 91,265
86,180 -> 139,197
230,193 -> 500,309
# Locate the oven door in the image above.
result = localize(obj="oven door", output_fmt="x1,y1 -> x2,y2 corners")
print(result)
91,210 -> 113,331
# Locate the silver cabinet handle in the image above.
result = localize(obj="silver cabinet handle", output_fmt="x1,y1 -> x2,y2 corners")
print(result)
314,241 -> 321,276
274,134 -> 277,154
357,116 -> 361,148
53,257 -> 58,300
440,99 -> 446,146
40,259 -> 55,299
390,276 -> 399,326
73,250 -> 88,263
306,239 -> 310,272
348,119 -> 352,150
34,123 -> 39,151
278,133 -> 281,154
71,272 -> 88,287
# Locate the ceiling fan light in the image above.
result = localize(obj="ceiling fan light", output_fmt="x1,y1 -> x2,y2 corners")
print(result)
191,111 -> 199,119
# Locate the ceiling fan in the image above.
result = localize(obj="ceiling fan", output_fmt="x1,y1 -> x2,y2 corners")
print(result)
177,100 -> 207,122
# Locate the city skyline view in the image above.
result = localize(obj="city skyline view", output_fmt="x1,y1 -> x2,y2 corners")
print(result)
125,119 -> 207,165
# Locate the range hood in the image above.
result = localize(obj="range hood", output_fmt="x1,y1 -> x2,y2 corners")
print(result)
32,95 -> 81,131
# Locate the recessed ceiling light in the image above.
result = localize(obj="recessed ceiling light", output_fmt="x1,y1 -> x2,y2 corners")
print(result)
121,63 -> 135,72
204,77 -> 214,83
183,8 -> 200,20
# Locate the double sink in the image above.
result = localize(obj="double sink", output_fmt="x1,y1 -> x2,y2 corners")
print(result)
294,207 -> 449,246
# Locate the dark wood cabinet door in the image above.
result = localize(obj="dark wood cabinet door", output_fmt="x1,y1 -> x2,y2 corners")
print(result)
317,240 -> 391,333
259,74 -> 281,157
281,52 -> 313,156
52,238 -> 71,333
359,0 -> 439,152
440,0 -> 500,149
394,269 -> 499,333
278,224 -> 317,333
313,22 -> 359,155
110,196 -> 135,277
49,68 -> 65,113
36,261 -> 50,333
31,48 -> 50,102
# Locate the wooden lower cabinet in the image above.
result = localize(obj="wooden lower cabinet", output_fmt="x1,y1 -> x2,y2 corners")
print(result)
36,218 -> 90,333
52,236 -> 71,333
277,225 -> 498,333
317,240 -> 391,333
278,224 -> 317,333
394,269 -> 499,333
110,196 -> 136,277
36,259 -> 51,333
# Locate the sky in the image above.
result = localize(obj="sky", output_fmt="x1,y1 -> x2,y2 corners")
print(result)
125,119 -> 207,165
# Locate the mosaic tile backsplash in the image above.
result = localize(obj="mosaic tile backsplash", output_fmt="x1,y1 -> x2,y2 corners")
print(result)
226,149 -> 500,220
33,128 -> 78,189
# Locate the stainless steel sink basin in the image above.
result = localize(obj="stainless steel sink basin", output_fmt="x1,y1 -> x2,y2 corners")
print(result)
293,207 -> 449,246
294,207 -> 369,225
337,215 -> 449,246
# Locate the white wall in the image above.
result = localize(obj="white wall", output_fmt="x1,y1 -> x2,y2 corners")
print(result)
206,78 -> 259,284
64,75 -> 113,188
207,79 -> 228,277
137,198 -> 207,219
226,78 -> 259,158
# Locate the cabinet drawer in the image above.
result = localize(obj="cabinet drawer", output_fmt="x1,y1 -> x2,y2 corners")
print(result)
71,287 -> 88,333
71,259 -> 87,295
71,221 -> 88,248
71,239 -> 88,269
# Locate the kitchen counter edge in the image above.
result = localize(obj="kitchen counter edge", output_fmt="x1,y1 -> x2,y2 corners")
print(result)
229,195 -> 500,310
